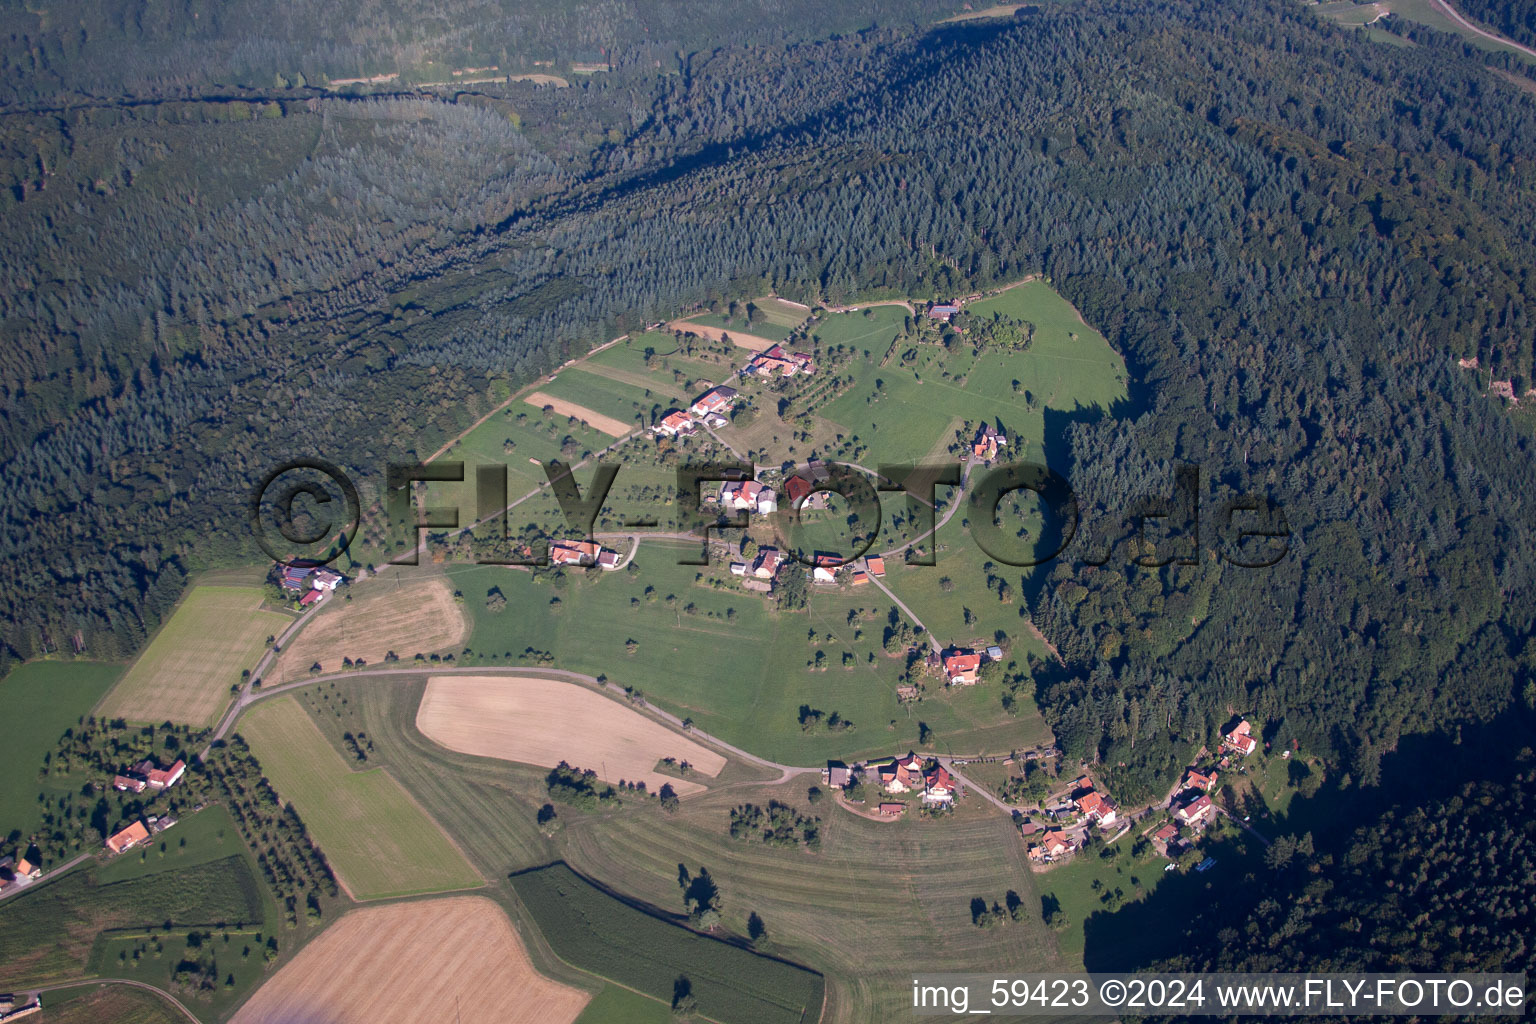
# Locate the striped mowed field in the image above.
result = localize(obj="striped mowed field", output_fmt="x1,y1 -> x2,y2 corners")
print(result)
239,696 -> 483,900
98,585 -> 289,727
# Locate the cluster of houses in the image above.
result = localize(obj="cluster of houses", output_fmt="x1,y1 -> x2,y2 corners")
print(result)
104,755 -> 187,855
741,343 -> 816,378
279,563 -> 346,607
1025,773 -> 1120,863
821,751 -> 959,811
652,384 -> 741,437
111,756 -> 186,794
548,539 -> 622,569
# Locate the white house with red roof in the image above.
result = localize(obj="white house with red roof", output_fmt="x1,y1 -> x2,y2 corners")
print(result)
1222,720 -> 1258,757
1175,793 -> 1217,828
652,410 -> 697,437
941,648 -> 982,686
1181,768 -> 1218,793
752,547 -> 782,579
922,763 -> 956,805
689,385 -> 738,418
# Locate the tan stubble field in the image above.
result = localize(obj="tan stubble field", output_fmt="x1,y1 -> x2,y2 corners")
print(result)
229,896 -> 590,1024
521,392 -> 633,436
273,575 -> 469,681
415,675 -> 727,795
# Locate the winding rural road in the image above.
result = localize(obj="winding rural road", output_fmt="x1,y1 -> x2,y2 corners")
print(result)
1427,0 -> 1536,59
27,980 -> 201,1024
213,663 -> 819,783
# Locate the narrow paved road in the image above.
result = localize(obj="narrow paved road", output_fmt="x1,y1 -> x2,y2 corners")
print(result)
0,851 -> 92,902
1427,0 -> 1536,59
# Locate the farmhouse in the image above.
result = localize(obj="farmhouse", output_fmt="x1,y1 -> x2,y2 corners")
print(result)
1181,768 -> 1218,793
279,563 -> 315,591
941,648 -> 982,686
783,474 -> 830,510
113,773 -> 147,793
652,410 -> 697,437
972,423 -> 1006,461
311,568 -> 345,591
1027,829 -> 1072,862
813,566 -> 837,584
752,547 -> 782,578
299,589 -> 323,607
689,385 -> 738,418
134,758 -> 186,789
922,764 -> 956,805
824,761 -> 853,789
879,752 -> 926,794
928,302 -> 960,321
850,570 -> 870,586
1176,794 -> 1217,828
720,479 -> 777,514
744,344 -> 817,378
13,858 -> 38,880
1074,789 -> 1117,826
865,556 -> 885,577
1222,720 -> 1258,757
106,820 -> 151,855
549,540 -> 618,568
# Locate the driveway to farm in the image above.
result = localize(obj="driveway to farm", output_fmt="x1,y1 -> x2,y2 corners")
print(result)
1426,0 -> 1536,59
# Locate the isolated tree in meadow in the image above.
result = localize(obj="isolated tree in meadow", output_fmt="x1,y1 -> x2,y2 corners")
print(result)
747,911 -> 767,944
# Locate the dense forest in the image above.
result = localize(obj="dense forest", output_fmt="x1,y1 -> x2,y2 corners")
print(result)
1154,722 -> 1536,982
1458,0 -> 1536,48
2,0 -> 1536,809
0,0 -> 963,105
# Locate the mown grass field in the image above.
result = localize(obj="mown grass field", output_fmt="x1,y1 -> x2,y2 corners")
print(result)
537,367 -> 668,428
433,400 -> 614,495
98,586 -> 290,727
511,863 -> 822,1024
572,984 -> 672,1024
0,661 -> 122,836
447,546 -> 1044,764
31,984 -> 186,1024
0,855 -> 264,987
587,330 -> 734,389
684,310 -> 798,342
239,696 -> 483,900
283,673 -> 1071,1024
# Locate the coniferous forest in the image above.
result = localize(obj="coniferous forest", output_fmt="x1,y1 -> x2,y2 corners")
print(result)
2,0 -> 1536,946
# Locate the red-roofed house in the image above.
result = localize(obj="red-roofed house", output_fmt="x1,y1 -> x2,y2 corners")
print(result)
689,385 -> 738,417
972,423 -> 1006,460
923,764 -> 956,805
1175,794 -> 1216,828
865,556 -> 885,577
1028,829 -> 1072,862
106,821 -> 150,855
113,774 -> 147,794
1182,768 -> 1218,793
145,759 -> 186,790
1222,720 -> 1258,757
1075,789 -> 1117,825
878,802 -> 905,817
785,475 -> 813,507
881,752 -> 926,794
14,857 -> 40,880
753,547 -> 782,579
550,540 -> 603,566
942,649 -> 981,686
299,589 -> 323,607
851,570 -> 870,586
652,410 -> 696,437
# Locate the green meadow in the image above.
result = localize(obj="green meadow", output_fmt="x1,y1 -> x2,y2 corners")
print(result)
0,661 -> 123,837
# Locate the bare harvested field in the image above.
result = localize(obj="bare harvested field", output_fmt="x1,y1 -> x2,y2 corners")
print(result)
509,72 -> 570,86
522,391 -> 633,436
230,896 -> 589,1024
273,576 -> 469,681
415,675 -> 726,795
668,319 -> 782,352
